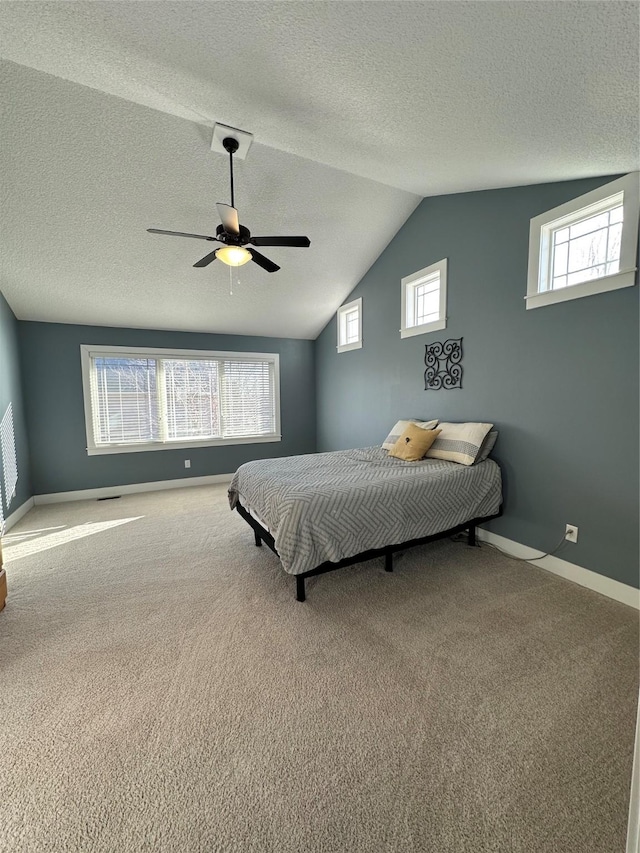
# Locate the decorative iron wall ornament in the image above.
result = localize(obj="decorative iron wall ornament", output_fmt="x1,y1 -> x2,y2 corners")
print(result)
424,338 -> 463,390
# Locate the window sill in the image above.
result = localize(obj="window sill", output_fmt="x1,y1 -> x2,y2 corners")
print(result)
336,341 -> 363,353
525,268 -> 637,310
400,318 -> 447,338
86,434 -> 282,456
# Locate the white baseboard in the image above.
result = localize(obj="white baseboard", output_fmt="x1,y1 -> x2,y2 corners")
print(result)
627,695 -> 640,853
3,497 -> 35,532
34,473 -> 234,505
478,528 -> 639,610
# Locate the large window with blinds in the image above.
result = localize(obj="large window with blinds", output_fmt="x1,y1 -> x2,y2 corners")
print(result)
80,345 -> 280,455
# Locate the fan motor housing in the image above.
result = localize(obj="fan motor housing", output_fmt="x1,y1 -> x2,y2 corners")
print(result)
216,223 -> 251,245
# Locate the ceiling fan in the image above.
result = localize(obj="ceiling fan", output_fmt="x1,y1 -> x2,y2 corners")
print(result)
147,137 -> 310,273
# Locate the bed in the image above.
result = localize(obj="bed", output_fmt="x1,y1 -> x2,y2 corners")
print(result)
228,445 -> 503,601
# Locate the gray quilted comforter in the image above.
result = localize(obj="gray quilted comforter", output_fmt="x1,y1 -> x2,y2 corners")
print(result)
228,447 -> 502,576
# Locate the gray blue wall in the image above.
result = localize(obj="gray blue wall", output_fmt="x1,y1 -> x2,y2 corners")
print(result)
0,290 -> 32,515
19,322 -> 316,495
315,176 -> 639,589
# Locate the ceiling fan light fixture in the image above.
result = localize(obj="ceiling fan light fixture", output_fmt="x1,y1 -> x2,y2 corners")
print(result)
148,129 -> 309,274
215,245 -> 252,267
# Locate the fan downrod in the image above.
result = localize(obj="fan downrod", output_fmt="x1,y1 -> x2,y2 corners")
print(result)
222,137 -> 239,207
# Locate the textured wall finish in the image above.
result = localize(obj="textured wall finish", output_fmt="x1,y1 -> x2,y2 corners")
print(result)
0,291 -> 32,515
315,176 -> 640,589
19,322 -> 316,495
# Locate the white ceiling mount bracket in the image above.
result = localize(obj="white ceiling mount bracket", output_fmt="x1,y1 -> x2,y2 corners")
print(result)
210,123 -> 253,160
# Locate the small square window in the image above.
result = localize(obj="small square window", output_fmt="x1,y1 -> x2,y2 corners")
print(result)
526,173 -> 639,309
336,298 -> 362,353
400,259 -> 447,338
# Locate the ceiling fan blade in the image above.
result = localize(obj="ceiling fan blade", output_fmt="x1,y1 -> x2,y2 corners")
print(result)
248,248 -> 280,273
147,228 -> 216,240
193,250 -> 220,268
216,203 -> 240,235
250,236 -> 311,248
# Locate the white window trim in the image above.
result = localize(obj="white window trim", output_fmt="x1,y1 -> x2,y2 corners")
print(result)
526,172 -> 639,310
400,258 -> 447,338
336,297 -> 363,353
80,344 -> 281,456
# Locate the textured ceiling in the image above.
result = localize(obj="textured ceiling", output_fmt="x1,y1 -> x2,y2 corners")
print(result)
1,61 -> 417,339
1,1 -> 638,338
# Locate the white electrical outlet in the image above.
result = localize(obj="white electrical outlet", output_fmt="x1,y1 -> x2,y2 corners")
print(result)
184,460 -> 191,469
565,524 -> 578,543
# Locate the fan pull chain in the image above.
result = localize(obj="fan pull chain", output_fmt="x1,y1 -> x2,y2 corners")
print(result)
229,265 -> 233,296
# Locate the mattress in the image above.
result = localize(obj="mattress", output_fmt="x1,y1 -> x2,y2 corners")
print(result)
228,446 -> 502,576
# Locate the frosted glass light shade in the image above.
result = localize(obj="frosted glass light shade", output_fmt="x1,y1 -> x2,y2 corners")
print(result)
215,246 -> 252,267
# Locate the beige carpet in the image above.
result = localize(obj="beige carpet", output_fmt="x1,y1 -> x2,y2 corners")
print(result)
0,484 -> 637,853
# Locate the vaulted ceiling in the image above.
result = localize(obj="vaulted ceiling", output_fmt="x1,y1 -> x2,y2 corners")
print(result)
1,1 -> 638,339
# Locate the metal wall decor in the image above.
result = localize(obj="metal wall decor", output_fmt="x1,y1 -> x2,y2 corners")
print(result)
424,337 -> 463,390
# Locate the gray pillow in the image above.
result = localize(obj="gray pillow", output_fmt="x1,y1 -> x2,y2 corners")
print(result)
474,430 -> 498,463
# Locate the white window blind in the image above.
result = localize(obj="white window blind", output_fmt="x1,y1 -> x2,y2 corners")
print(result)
221,360 -> 275,437
164,359 -> 221,440
82,346 -> 280,454
92,357 -> 159,444
0,403 -> 18,508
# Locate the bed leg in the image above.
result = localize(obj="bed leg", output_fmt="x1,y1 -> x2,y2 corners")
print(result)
384,549 -> 393,572
254,530 -> 262,547
296,576 -> 306,603
467,524 -> 477,547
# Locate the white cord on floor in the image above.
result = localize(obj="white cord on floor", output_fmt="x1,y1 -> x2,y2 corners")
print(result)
480,532 -> 569,562
452,531 -> 568,562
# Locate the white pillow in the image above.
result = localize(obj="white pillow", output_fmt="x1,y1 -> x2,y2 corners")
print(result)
382,419 -> 438,451
425,422 -> 493,466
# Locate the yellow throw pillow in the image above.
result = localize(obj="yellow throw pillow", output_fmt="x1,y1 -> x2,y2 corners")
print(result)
389,425 -> 441,462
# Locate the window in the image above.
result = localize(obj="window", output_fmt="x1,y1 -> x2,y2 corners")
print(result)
0,403 -> 18,507
80,345 -> 280,455
401,258 -> 447,338
337,298 -> 362,353
526,173 -> 639,310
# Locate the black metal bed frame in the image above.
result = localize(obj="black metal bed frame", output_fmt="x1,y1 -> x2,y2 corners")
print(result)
234,500 -> 502,602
